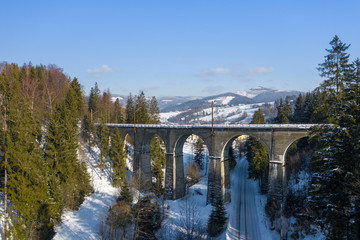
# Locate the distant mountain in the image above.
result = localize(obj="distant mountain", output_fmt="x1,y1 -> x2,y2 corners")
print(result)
111,94 -> 200,111
160,86 -> 301,124
162,86 -> 301,112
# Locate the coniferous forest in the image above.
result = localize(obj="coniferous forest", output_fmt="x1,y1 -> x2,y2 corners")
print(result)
0,34 -> 359,239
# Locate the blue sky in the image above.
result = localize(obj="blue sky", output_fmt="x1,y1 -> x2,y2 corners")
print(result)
1,1 -> 360,97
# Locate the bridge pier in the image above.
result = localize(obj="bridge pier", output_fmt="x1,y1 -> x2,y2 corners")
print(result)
164,152 -> 185,200
207,156 -> 226,204
133,144 -> 152,190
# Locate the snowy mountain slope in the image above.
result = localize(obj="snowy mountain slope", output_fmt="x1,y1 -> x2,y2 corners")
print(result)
160,102 -> 276,124
160,86 -> 300,124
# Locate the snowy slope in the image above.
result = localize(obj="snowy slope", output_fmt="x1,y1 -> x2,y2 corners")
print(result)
53,144 -> 119,240
160,102 -> 275,124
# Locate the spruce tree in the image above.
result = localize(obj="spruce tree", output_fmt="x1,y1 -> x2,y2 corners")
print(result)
292,93 -> 304,123
111,98 -> 124,123
150,135 -> 166,195
308,36 -> 359,239
88,82 -> 101,122
125,93 -> 134,124
274,98 -> 289,123
251,107 -> 265,124
135,91 -> 149,124
98,121 -> 109,179
246,108 -> 269,180
148,96 -> 160,124
110,127 -> 127,187
194,137 -> 204,170
318,35 -> 351,100
70,78 -> 85,117
208,195 -> 228,236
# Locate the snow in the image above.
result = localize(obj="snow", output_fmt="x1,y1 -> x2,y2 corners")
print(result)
106,122 -> 318,130
0,136 -> 324,240
225,157 -> 279,240
208,96 -> 235,105
159,111 -> 184,123
111,96 -> 123,102
53,144 -> 119,240
157,142 -> 211,239
233,86 -> 272,99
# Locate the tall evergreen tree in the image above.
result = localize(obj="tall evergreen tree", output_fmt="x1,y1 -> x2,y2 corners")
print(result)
148,96 -> 160,124
70,78 -> 85,117
111,98 -> 124,123
110,127 -> 127,187
194,137 -> 204,170
125,93 -> 134,124
98,121 -> 109,179
251,107 -> 265,124
318,35 -> 351,100
207,195 -> 228,237
247,108 -> 269,180
88,82 -> 101,122
135,91 -> 149,124
292,93 -> 304,123
308,36 -> 359,239
274,98 -> 289,123
150,135 -> 166,195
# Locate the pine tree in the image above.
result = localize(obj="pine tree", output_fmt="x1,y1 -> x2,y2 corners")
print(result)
125,93 -> 134,124
308,36 -> 359,239
150,135 -> 166,195
45,87 -> 91,212
110,127 -> 127,187
318,35 -> 351,100
88,82 -> 101,122
70,78 -> 85,117
194,137 -> 204,170
251,107 -> 265,124
81,113 -> 96,147
274,98 -> 289,123
119,181 -> 132,204
292,93 -> 304,123
111,98 -> 124,123
207,195 -> 228,236
98,121 -> 109,178
135,91 -> 149,124
102,89 -> 112,122
246,108 -> 269,181
148,96 -> 160,124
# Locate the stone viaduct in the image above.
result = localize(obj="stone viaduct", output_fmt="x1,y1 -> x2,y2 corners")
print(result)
106,124 -> 315,202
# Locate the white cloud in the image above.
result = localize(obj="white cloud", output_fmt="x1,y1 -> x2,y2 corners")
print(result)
87,65 -> 112,76
198,67 -> 239,77
248,67 -> 274,75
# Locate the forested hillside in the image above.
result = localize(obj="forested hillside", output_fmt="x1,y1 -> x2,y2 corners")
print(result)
245,35 -> 360,239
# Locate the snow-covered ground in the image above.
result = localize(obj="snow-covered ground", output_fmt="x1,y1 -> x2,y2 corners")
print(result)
0,137 -> 325,240
225,157 -> 279,240
53,144 -> 119,240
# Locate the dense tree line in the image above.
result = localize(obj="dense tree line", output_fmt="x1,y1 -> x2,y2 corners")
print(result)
246,36 -> 360,239
304,36 -> 360,239
272,36 -> 360,239
0,63 -> 91,239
